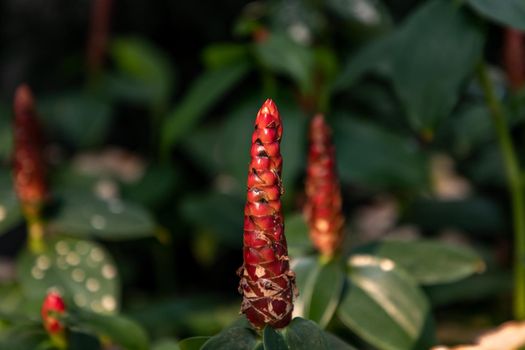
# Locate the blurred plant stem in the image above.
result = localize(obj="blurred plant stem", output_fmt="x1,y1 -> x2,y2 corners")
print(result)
477,61 -> 525,320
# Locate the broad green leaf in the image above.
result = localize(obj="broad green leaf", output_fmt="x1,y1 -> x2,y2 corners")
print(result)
332,115 -> 427,190
284,317 -> 329,350
285,213 -> 313,257
334,0 -> 484,131
129,296 -> 238,339
161,62 -> 250,154
0,323 -> 48,350
110,37 -> 173,107
291,257 -> 344,328
263,326 -> 287,350
333,34 -> 397,91
323,332 -> 358,350
38,92 -> 112,149
426,270 -> 512,306
467,0 -> 525,30
353,240 -> 484,285
121,163 -> 179,208
389,0 -> 484,131
201,324 -> 259,350
254,34 -> 314,92
202,44 -> 250,70
0,284 -> 25,317
17,237 -> 120,315
179,337 -> 211,350
407,197 -> 505,233
0,170 -> 23,236
49,191 -> 155,240
338,255 -> 432,350
70,309 -> 149,350
325,0 -> 392,39
180,193 -> 243,247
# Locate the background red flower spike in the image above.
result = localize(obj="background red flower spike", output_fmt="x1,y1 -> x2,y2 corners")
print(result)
304,114 -> 345,257
503,28 -> 525,91
238,99 -> 297,329
13,84 -> 48,212
41,291 -> 66,334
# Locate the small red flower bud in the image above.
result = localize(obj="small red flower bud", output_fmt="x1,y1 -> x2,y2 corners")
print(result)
41,291 -> 66,334
304,114 -> 345,257
13,84 -> 48,211
238,99 -> 297,329
503,28 -> 525,91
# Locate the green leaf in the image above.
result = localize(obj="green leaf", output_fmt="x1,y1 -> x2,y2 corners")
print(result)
161,62 -> 250,154
201,324 -> 259,350
335,0 -> 484,131
325,0 -> 392,39
292,257 -> 344,328
332,115 -> 427,190
49,191 -> 155,240
323,332 -> 358,350
285,213 -> 313,256
17,237 -> 120,315
70,309 -> 149,350
338,255 -> 432,350
407,197 -> 505,233
0,170 -> 23,236
110,37 -> 173,107
467,0 -> 525,30
178,337 -> 211,350
179,193 -> 243,247
254,34 -> 314,92
0,323 -> 48,350
203,44 -> 250,70
38,92 -> 112,149
390,0 -> 484,131
353,240 -> 485,285
333,35 -> 397,91
263,326 -> 287,350
426,270 -> 512,306
0,284 -> 25,317
284,317 -> 329,350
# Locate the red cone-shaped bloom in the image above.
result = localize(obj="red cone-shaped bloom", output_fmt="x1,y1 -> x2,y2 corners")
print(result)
304,114 -> 344,257
503,28 -> 525,90
41,291 -> 66,334
238,99 -> 296,329
13,84 -> 48,210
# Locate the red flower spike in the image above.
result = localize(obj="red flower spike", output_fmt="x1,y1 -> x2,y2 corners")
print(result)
41,291 -> 66,334
304,114 -> 345,257
13,84 -> 48,212
238,99 -> 297,329
503,28 -> 525,91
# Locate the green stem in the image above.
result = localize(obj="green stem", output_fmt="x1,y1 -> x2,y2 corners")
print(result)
477,62 -> 525,320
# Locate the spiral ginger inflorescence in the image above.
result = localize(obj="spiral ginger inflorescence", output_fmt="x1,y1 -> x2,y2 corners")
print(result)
238,99 -> 296,329
304,114 -> 345,257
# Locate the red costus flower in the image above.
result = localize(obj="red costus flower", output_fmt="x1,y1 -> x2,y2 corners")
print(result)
41,291 -> 66,334
13,84 -> 48,211
238,99 -> 296,329
304,114 -> 344,257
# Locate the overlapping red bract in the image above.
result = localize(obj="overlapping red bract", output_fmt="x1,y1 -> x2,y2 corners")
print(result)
41,291 -> 66,334
304,114 -> 344,257
238,99 -> 296,329
13,85 -> 48,209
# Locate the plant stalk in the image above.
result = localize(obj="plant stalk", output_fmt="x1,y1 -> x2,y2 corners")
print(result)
477,61 -> 525,320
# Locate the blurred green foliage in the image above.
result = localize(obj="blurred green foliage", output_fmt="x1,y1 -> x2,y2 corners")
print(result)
1,0 -> 525,348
